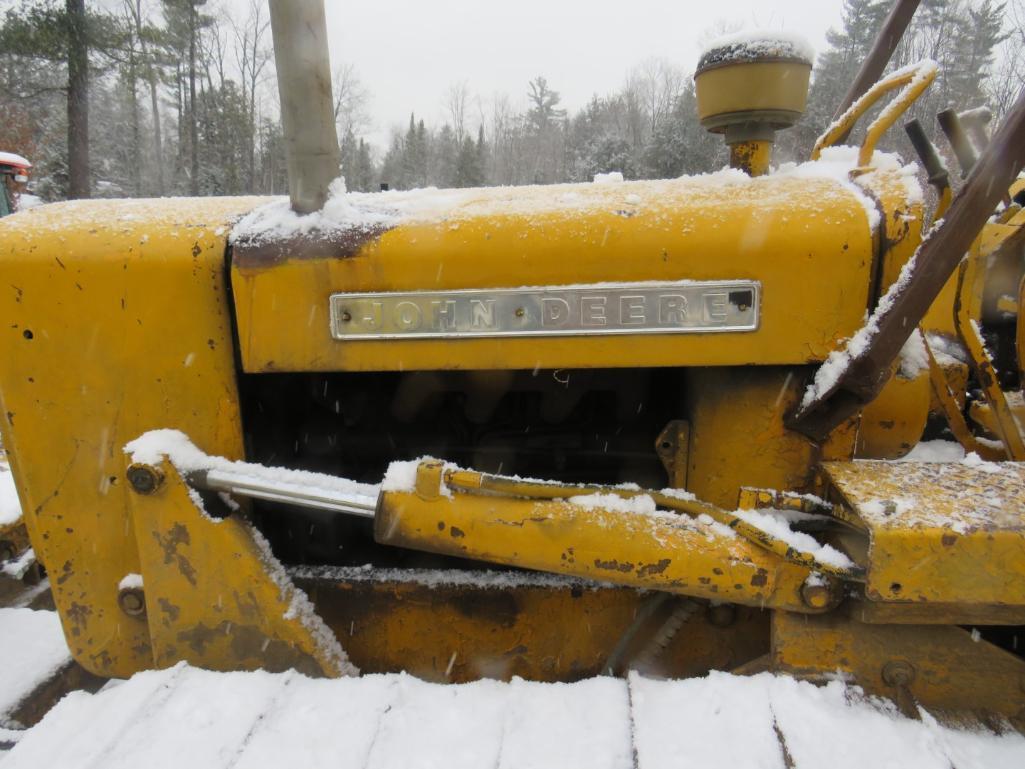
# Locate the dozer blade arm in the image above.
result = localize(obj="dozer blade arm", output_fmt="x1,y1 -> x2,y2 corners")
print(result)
137,432 -> 854,615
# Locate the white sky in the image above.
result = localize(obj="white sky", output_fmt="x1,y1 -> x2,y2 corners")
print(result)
3,0 -> 848,151
320,0 -> 847,148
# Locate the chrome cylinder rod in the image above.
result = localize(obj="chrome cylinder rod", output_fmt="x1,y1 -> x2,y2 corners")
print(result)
191,468 -> 378,519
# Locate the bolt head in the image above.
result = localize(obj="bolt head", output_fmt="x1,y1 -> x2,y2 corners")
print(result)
118,587 -> 146,617
800,577 -> 836,610
127,464 -> 163,495
882,659 -> 915,687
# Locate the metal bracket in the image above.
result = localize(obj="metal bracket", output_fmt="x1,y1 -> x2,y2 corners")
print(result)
655,420 -> 690,489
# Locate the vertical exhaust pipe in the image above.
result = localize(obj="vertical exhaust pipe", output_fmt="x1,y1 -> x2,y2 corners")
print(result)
268,0 -> 340,214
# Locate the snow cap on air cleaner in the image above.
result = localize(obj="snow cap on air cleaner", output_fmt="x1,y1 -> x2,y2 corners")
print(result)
695,30 -> 814,175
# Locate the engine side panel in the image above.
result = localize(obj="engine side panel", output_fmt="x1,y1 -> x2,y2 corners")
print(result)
231,175 -> 878,372
0,198 -> 256,676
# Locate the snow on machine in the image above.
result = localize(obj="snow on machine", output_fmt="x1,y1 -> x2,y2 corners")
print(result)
0,0 -> 1023,725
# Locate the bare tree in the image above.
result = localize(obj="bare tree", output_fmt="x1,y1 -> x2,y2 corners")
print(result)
333,61 -> 371,137
126,0 -> 165,194
445,80 -> 470,143
232,0 -> 271,191
626,58 -> 686,135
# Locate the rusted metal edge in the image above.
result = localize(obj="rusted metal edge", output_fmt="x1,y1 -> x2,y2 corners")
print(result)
231,222 -> 394,270
788,84 -> 1025,441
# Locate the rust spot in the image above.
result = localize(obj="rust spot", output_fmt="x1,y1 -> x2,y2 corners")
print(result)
174,622 -> 321,674
941,533 -> 958,547
437,521 -> 446,531
449,526 -> 465,539
637,559 -> 671,577
158,597 -> 181,623
56,560 -> 74,586
698,576 -> 711,585
153,524 -> 198,586
66,602 -> 92,636
232,223 -> 395,270
750,569 -> 769,587
712,567 -> 724,576
878,420 -> 895,429
191,243 -> 202,258
594,558 -> 634,572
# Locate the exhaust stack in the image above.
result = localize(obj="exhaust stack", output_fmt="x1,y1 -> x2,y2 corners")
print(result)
268,0 -> 340,214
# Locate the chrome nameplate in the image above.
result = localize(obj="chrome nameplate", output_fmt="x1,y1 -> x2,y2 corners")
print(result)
330,280 -> 760,340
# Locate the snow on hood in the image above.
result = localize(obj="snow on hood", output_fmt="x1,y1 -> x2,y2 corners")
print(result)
231,147 -> 912,249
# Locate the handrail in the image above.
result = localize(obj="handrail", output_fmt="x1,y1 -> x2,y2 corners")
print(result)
812,60 -> 937,167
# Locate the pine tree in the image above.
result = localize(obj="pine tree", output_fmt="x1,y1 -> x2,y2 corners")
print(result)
946,0 -> 1007,108
803,0 -> 889,149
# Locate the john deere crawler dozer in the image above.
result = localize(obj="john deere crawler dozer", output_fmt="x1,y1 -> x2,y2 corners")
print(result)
1,0 -> 1024,723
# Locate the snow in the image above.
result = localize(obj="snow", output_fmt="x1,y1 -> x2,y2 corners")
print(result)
0,609 -> 71,724
380,460 -> 420,493
0,151 -> 31,169
569,491 -> 658,515
7,664 -> 1023,768
231,150 -> 886,251
731,508 -> 855,570
1,548 -> 35,580
898,329 -> 929,378
125,429 -> 380,504
698,29 -> 815,68
231,177 -> 397,247
0,465 -> 23,526
961,451 -> 1005,474
16,194 -> 42,211
117,573 -> 143,591
289,564 -> 611,591
901,440 -> 966,462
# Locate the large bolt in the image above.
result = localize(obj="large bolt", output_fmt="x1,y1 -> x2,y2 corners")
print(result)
800,576 -> 837,610
881,659 -> 916,687
118,586 -> 146,617
127,463 -> 163,495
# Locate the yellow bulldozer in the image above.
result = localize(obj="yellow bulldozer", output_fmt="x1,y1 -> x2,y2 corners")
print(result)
1,0 -> 1024,725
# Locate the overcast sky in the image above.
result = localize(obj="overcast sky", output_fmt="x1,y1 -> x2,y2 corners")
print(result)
320,0 -> 847,148
5,0 -> 850,150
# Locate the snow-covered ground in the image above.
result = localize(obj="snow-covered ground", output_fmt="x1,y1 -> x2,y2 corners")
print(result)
2,658 -> 1023,768
0,608 -> 71,724
0,467 -> 22,528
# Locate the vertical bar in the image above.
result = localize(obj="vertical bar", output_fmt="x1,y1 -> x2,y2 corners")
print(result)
268,0 -> 341,214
